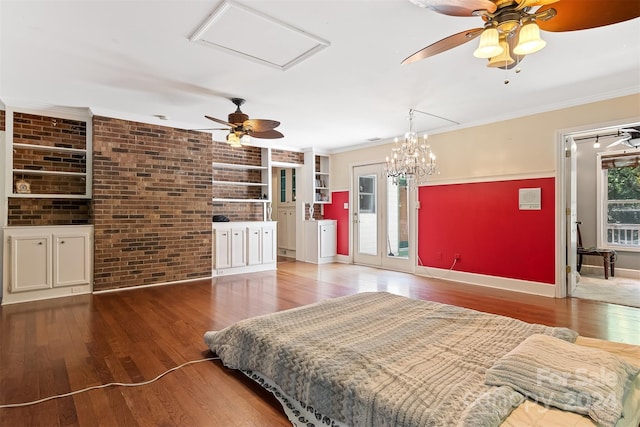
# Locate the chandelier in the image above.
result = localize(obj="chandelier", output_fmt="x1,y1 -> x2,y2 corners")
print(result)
385,109 -> 437,186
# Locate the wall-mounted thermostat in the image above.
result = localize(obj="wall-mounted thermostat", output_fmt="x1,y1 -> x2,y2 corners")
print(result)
519,188 -> 541,210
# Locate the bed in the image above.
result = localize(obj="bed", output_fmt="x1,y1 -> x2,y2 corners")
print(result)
204,292 -> 640,427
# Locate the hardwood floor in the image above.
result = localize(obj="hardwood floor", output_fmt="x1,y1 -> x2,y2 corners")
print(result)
1,261 -> 639,426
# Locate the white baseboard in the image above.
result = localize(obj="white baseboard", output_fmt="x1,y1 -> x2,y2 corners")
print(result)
580,264 -> 640,280
93,276 -> 212,294
334,254 -> 350,264
414,266 -> 557,297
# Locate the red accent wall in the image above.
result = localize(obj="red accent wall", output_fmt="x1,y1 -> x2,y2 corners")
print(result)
418,178 -> 555,284
323,191 -> 350,256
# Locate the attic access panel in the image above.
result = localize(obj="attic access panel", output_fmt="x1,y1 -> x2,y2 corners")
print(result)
190,0 -> 330,70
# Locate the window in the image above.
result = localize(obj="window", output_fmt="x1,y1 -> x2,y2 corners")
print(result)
280,169 -> 286,203
598,151 -> 640,251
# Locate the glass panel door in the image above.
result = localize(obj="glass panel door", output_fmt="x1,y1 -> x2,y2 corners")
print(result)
353,165 -> 381,266
352,163 -> 415,272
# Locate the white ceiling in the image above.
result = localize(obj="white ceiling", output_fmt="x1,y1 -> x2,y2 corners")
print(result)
1,0 -> 639,152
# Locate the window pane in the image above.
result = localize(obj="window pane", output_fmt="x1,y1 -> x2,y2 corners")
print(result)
605,160 -> 640,248
386,177 -> 409,259
292,169 -> 296,201
280,170 -> 286,203
358,175 -> 377,255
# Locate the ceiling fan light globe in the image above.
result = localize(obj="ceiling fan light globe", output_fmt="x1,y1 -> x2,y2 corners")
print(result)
473,27 -> 503,58
513,22 -> 546,55
487,38 -> 515,68
227,132 -> 239,145
240,134 -> 251,145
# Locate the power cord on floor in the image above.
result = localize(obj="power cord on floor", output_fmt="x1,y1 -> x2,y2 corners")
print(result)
417,257 -> 458,280
0,356 -> 220,409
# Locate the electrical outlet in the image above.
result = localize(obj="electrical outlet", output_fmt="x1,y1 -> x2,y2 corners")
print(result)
454,253 -> 461,261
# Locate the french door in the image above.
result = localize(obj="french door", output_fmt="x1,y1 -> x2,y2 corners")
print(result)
352,163 -> 415,272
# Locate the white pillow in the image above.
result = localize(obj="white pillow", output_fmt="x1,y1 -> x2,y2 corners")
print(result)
485,334 -> 640,427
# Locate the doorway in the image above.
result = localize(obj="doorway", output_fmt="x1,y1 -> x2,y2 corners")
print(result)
563,123 -> 640,307
352,163 -> 415,272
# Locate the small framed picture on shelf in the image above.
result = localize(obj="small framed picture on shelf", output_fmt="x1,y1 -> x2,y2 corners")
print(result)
315,179 -> 321,187
15,179 -> 31,194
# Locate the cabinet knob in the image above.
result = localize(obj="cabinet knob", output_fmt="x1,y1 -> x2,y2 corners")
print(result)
37,242 -> 43,245
60,241 -> 65,244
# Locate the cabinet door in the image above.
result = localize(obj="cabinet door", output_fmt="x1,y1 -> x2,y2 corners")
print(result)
286,211 -> 296,250
262,226 -> 276,264
9,234 -> 52,293
320,224 -> 337,258
231,228 -> 246,267
247,227 -> 262,265
53,233 -> 91,288
277,210 -> 288,249
214,229 -> 231,269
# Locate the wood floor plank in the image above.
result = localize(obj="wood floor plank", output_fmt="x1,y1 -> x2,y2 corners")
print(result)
1,261 -> 639,426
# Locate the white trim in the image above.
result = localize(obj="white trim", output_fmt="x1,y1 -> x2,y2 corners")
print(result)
415,267 -> 557,297
419,171 -> 555,187
213,263 -> 277,276
93,276 -> 211,295
334,254 -> 350,264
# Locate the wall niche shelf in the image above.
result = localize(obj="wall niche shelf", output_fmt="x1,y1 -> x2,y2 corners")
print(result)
5,107 -> 92,199
211,148 -> 272,205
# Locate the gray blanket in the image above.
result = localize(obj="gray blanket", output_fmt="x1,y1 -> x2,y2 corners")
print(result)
204,292 -> 578,427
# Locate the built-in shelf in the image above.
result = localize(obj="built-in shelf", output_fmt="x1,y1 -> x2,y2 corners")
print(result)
12,169 -> 87,177
211,148 -> 272,209
5,108 -> 92,198
305,151 -> 331,204
12,143 -> 87,155
212,162 -> 268,171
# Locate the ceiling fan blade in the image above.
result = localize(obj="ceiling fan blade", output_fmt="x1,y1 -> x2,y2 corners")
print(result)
402,28 -> 483,64
514,0 -> 559,9
244,119 -> 280,132
409,0 -> 496,16
205,115 -> 233,127
607,135 -> 632,148
250,129 -> 284,139
537,0 -> 640,32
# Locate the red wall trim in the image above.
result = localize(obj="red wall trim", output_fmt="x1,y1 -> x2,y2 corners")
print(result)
323,191 -> 350,256
418,178 -> 556,284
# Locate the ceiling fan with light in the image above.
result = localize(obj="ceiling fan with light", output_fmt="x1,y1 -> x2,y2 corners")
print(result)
205,98 -> 283,147
402,0 -> 640,71
607,128 -> 640,149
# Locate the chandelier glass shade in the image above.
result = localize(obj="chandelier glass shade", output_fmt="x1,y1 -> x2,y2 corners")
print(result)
385,109 -> 437,186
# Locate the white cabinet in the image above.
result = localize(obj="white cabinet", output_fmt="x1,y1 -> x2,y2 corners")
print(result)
230,228 -> 246,267
2,226 -> 93,305
247,224 -> 277,265
212,221 -> 277,276
304,220 -> 337,264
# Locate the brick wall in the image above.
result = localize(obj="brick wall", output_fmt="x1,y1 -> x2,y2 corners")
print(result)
272,148 -> 303,164
92,117 -> 212,291
8,199 -> 91,225
0,109 -> 5,131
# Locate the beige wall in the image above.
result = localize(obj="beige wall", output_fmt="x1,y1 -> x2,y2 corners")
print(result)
331,94 -> 640,189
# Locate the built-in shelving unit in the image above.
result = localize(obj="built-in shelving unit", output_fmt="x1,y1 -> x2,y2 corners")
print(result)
5,107 -> 92,199
304,150 -> 331,204
211,147 -> 272,203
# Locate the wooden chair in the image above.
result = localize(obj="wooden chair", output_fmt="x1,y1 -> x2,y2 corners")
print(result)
577,222 -> 616,279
